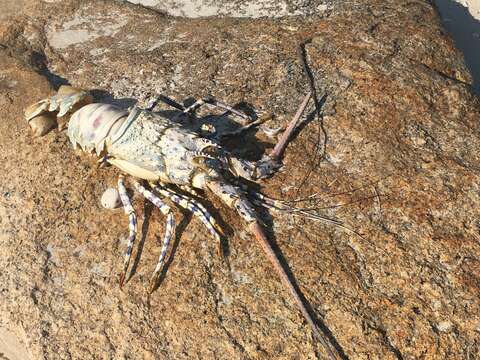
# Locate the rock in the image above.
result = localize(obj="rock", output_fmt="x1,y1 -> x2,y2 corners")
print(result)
126,0 -> 331,17
0,0 -> 479,359
0,326 -> 32,360
450,0 -> 480,20
101,187 -> 122,209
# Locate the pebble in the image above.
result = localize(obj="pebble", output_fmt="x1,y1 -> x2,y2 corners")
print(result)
101,188 -> 122,209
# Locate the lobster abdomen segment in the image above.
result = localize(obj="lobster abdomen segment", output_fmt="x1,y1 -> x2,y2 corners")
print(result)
68,103 -> 128,155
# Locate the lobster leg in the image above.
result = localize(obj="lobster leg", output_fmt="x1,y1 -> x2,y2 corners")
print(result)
153,184 -> 223,241
205,177 -> 338,359
118,175 -> 137,288
218,114 -> 272,140
182,96 -> 251,121
145,94 -> 185,112
226,92 -> 313,180
179,184 -> 200,197
134,182 -> 176,293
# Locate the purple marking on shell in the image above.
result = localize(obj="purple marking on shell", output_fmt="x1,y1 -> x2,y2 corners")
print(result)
93,116 -> 103,129
68,103 -> 128,154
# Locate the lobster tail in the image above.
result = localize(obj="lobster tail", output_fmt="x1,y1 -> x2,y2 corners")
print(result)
24,86 -> 93,136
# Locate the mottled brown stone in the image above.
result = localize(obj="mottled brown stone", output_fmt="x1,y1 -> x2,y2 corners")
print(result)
0,0 -> 479,359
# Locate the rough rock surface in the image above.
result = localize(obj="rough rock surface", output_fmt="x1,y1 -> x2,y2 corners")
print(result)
125,0 -> 331,17
451,0 -> 480,19
1,0 -> 479,359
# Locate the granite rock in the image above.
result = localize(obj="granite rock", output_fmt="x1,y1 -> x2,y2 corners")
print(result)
0,0 -> 479,359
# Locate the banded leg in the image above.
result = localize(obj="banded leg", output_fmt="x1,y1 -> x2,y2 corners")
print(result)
118,175 -> 137,288
179,184 -> 200,197
176,185 -> 225,236
182,96 -> 251,121
153,184 -> 223,254
134,181 -> 176,293
145,94 -> 185,112
226,155 -> 281,182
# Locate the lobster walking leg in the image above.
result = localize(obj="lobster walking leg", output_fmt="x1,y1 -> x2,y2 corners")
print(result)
118,175 -> 137,288
147,94 -> 250,122
145,94 -> 185,112
153,184 -> 223,241
182,96 -> 251,121
226,92 -> 313,181
134,182 -> 176,293
218,114 -> 272,140
205,178 -> 338,359
179,185 -> 200,197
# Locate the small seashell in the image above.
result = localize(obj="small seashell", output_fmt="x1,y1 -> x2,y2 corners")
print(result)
29,114 -> 57,137
101,187 -> 122,209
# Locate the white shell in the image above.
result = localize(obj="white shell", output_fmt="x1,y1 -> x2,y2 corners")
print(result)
101,187 -> 122,209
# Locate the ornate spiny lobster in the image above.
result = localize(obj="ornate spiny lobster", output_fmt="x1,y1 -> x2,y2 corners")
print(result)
25,85 -> 348,359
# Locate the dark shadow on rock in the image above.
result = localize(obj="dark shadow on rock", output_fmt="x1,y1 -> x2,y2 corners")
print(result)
90,89 -> 137,108
151,210 -> 192,291
31,51 -> 70,89
128,200 -> 153,281
434,0 -> 480,94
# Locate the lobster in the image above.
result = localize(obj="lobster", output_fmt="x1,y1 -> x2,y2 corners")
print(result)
25,84 -> 345,359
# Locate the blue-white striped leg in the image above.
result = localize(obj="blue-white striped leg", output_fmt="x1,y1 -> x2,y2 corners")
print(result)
133,181 -> 176,293
182,97 -> 251,121
153,184 -> 224,255
173,185 -> 224,239
118,175 -> 137,288
179,185 -> 200,197
157,184 -> 221,234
